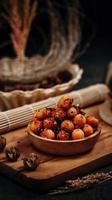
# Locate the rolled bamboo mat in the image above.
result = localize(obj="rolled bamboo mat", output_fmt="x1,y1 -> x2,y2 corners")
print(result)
0,84 -> 109,134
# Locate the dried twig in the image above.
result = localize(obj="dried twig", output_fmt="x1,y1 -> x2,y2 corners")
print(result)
3,0 -> 37,62
48,171 -> 112,195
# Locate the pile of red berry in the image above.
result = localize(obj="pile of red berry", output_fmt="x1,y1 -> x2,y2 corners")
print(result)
30,95 -> 99,140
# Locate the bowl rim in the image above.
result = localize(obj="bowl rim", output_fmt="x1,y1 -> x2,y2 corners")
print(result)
27,124 -> 101,144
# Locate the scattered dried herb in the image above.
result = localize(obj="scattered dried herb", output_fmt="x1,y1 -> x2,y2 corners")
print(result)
48,172 -> 112,195
2,0 -> 37,62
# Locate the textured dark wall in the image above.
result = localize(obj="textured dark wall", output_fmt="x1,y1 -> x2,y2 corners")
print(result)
0,0 -> 111,57
79,0 -> 112,36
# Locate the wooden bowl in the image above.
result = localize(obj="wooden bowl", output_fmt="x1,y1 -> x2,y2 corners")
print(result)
27,125 -> 101,156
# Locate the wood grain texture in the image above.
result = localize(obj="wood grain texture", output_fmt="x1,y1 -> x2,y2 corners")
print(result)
0,104 -> 112,192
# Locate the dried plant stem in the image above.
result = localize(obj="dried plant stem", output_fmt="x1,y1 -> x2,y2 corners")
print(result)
48,171 -> 112,195
5,0 -> 37,62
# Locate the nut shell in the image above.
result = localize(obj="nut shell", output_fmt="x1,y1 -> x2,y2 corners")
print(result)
5,146 -> 20,162
23,153 -> 39,171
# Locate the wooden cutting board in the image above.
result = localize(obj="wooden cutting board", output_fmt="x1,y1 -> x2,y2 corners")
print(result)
0,104 -> 112,192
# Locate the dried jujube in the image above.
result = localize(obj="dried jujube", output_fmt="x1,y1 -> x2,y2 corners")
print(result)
61,120 -> 74,133
41,129 -> 55,140
73,114 -> 86,128
83,124 -> 93,137
31,120 -> 42,133
72,129 -> 84,140
57,130 -> 70,140
43,117 -> 57,129
86,116 -> 99,128
33,108 -> 53,120
57,95 -> 73,110
67,106 -> 77,118
53,108 -> 66,121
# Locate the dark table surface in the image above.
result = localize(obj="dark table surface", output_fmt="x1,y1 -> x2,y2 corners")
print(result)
0,35 -> 112,200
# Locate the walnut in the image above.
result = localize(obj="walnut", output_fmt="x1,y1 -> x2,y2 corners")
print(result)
5,146 -> 20,162
23,153 -> 39,171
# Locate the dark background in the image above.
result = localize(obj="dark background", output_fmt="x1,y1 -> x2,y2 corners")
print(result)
0,0 -> 112,200
0,0 -> 112,57
76,0 -> 112,88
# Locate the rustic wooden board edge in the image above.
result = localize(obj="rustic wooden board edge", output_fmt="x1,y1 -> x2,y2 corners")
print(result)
0,153 -> 112,193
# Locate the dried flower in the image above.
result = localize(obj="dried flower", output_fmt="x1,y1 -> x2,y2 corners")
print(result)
5,146 -> 20,162
3,0 -> 37,62
48,172 -> 112,195
23,153 -> 39,171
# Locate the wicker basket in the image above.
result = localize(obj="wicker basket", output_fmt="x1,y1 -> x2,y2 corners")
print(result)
0,58 -> 83,111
